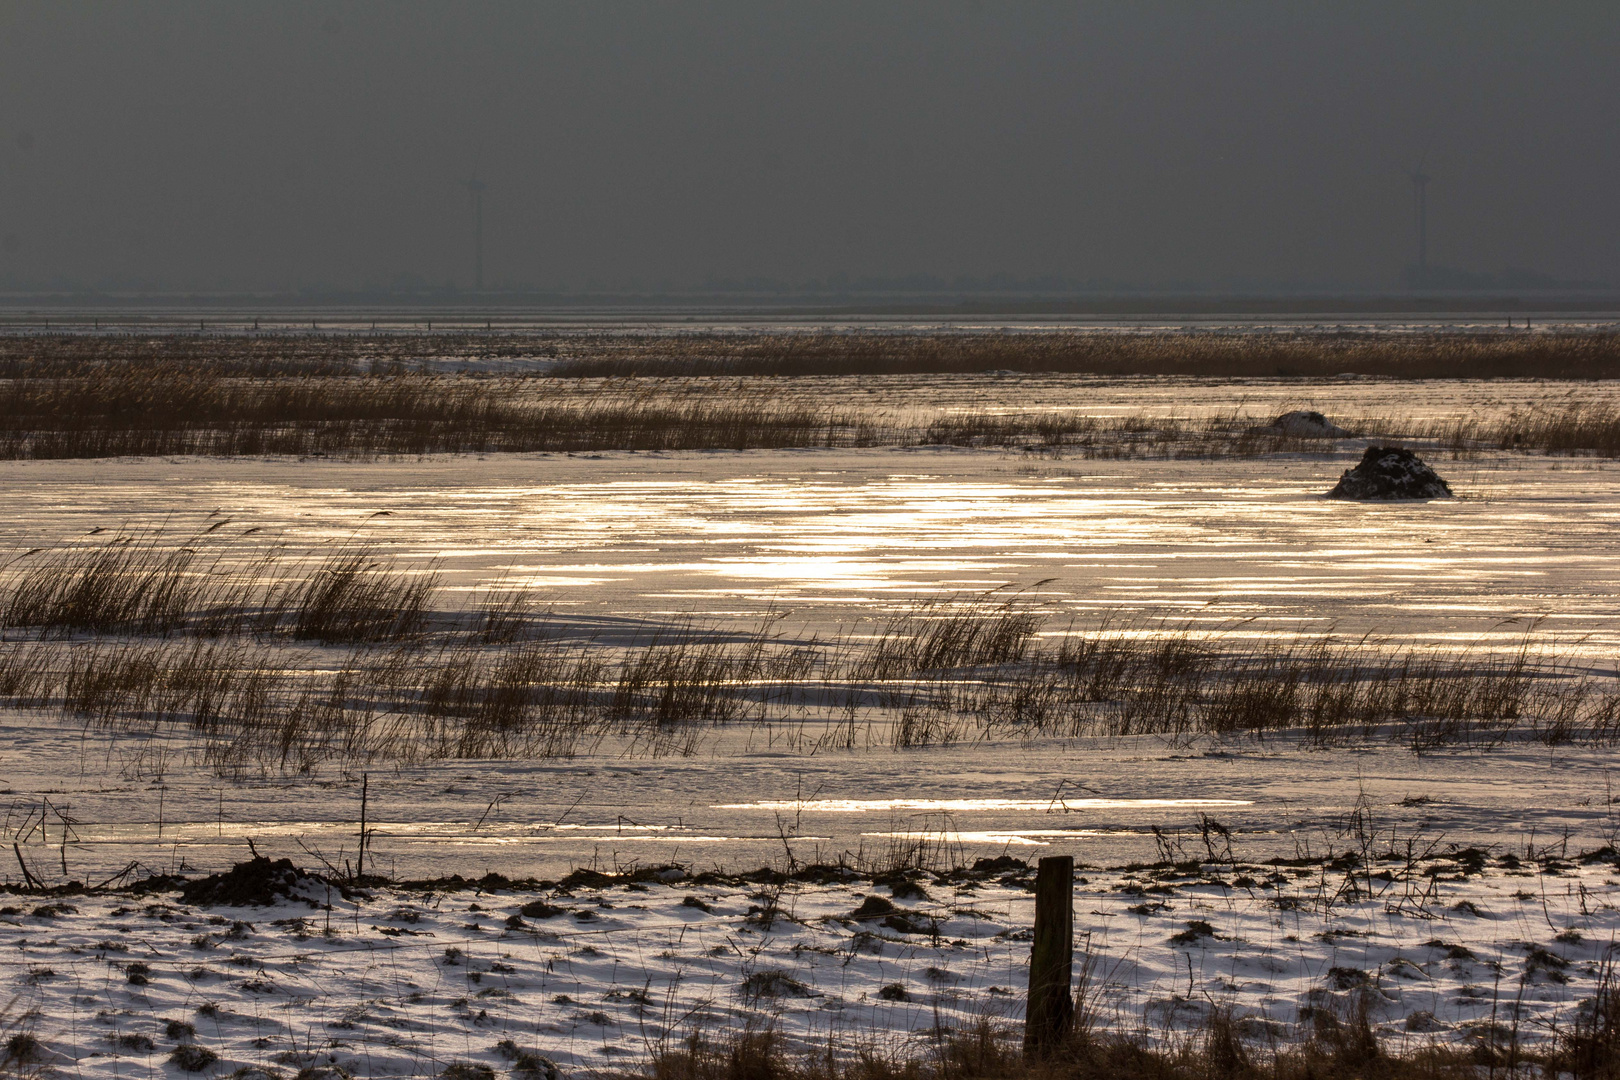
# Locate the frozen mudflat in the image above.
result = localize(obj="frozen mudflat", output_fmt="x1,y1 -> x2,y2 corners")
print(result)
4,375 -> 1620,1070
3,446 -> 1620,655
3,719 -> 1619,886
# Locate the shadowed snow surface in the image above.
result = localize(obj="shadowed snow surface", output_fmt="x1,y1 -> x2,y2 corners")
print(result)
2,857 -> 1616,1076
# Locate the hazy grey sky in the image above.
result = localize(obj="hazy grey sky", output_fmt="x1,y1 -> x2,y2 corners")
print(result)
1,2 -> 1615,293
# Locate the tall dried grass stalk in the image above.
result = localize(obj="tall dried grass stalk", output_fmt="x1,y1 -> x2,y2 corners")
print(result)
1,531 -> 1614,768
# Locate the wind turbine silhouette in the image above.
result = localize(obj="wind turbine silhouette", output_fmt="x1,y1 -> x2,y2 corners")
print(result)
1409,155 -> 1431,276
464,173 -> 487,291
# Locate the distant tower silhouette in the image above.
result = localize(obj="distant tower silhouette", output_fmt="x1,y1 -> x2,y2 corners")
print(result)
464,176 -> 487,291
1409,164 -> 1431,275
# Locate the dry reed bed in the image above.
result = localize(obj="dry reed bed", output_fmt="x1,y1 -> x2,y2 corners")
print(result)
0,332 -> 490,377
1418,401 -> 1620,457
638,992 -> 1620,1080
0,532 -> 1614,770
1,330 -> 1619,459
8,366 -> 1620,458
548,329 -> 1620,380
0,371 -> 872,458
0,528 -> 437,640
895,401 -> 1620,459
7,328 -> 1619,380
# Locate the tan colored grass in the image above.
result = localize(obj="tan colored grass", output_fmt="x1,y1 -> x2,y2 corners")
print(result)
1,330 -> 1618,459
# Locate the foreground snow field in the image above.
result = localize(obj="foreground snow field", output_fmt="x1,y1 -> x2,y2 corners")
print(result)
4,852 -> 1617,1078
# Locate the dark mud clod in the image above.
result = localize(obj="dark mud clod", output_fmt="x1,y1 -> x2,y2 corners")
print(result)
179,857 -> 323,908
970,855 -> 1028,874
1327,446 -> 1453,500
519,900 -> 565,919
170,1043 -> 220,1072
850,895 -> 897,920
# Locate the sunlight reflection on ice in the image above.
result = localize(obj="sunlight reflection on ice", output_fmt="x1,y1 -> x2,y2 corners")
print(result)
863,829 -> 1106,846
716,798 -> 1252,812
68,820 -> 793,846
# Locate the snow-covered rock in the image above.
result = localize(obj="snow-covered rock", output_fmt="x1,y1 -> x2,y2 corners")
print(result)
1262,410 -> 1349,438
1327,446 -> 1453,500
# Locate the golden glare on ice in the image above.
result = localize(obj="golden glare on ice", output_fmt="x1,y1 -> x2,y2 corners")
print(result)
862,829 -> 1106,846
5,418 -> 1620,658
715,798 -> 1252,812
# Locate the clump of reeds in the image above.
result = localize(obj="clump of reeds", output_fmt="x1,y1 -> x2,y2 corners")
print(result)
2,528 -> 1616,769
3,329 -> 1620,460
2,530 -> 213,636
1421,401 -> 1620,458
641,1002 -> 1499,1080
854,595 -> 1042,681
276,544 -> 439,643
0,530 -> 441,645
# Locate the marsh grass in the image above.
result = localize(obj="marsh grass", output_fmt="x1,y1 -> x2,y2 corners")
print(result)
0,530 -> 1615,768
641,999 -> 1511,1080
0,369 -> 869,459
278,544 -> 439,643
957,626 -> 1617,750
1556,951 -> 1620,1080
2,530 -> 440,645
551,329 -> 1620,380
854,595 -> 1042,681
1422,401 -> 1620,457
11,328 -> 1619,381
1,529 -> 234,636
0,610 -> 1612,772
8,368 -> 1620,460
3,330 -> 1620,460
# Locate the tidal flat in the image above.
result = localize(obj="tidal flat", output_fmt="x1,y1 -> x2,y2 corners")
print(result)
3,344 -> 1620,1074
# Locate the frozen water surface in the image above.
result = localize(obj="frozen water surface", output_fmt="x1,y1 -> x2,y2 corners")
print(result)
3,376 -> 1620,1071
0,376 -> 1618,876
3,448 -> 1620,656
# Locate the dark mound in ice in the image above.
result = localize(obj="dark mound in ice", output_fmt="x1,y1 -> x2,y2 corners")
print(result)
1264,410 -> 1349,438
180,857 -> 324,908
1327,446 -> 1453,501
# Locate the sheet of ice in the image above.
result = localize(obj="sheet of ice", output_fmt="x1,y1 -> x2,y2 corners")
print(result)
2,445 -> 1618,657
3,709 -> 1617,885
1,376 -> 1618,1073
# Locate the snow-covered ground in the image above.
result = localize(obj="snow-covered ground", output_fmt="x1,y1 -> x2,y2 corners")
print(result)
5,851 -> 1617,1078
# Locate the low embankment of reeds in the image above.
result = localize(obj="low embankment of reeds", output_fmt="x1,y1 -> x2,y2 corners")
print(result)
0,369 -> 872,458
9,328 -> 1619,381
549,328 -> 1620,380
1421,401 -> 1620,457
0,528 -> 1614,771
18,369 -> 1620,458
2,330 -> 1620,459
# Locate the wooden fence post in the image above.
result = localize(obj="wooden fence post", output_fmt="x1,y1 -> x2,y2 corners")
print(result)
1024,854 -> 1074,1057
357,772 -> 369,880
